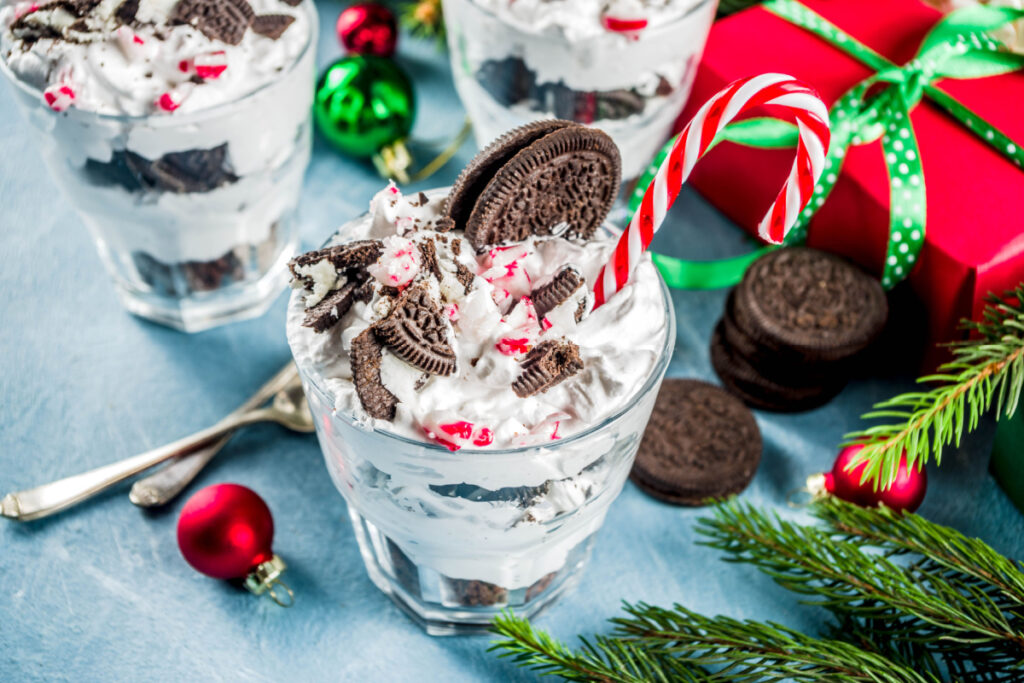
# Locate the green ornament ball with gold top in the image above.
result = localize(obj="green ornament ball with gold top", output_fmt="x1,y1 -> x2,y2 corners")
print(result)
314,55 -> 415,158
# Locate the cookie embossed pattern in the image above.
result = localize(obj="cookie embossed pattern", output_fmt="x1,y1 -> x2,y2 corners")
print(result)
286,122 -> 674,633
0,0 -> 317,331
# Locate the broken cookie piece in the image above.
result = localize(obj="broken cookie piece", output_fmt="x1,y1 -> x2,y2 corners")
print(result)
512,339 -> 584,398
350,327 -> 399,421
376,282 -> 457,376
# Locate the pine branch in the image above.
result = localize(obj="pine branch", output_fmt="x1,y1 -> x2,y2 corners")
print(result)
611,603 -> 936,683
490,611 -> 709,682
844,286 -> 1024,489
697,499 -> 1024,678
491,499 -> 1024,682
492,606 -> 930,683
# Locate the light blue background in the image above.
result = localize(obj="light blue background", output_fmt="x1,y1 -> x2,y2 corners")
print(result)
2,2 -> 1022,680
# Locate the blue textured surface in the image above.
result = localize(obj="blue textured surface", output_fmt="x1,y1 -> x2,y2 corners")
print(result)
2,3 -> 1023,680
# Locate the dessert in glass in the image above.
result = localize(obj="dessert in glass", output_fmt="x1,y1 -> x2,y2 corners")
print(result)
286,121 -> 674,633
0,0 -> 317,331
442,0 -> 718,179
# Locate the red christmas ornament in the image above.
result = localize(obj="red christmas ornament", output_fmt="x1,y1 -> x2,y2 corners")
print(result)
808,445 -> 927,512
177,484 -> 293,605
336,3 -> 398,58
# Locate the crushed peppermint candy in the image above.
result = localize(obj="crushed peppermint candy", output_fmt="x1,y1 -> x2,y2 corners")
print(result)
422,415 -> 494,451
495,296 -> 541,357
43,83 -> 75,111
155,83 -> 194,112
179,51 -> 229,80
368,235 -> 421,287
480,244 -> 532,311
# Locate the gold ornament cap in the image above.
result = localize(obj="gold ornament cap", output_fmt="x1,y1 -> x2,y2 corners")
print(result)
244,554 -> 294,607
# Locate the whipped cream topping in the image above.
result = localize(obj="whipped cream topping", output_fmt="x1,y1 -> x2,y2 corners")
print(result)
0,0 -> 311,115
469,0 -> 705,42
287,184 -> 669,451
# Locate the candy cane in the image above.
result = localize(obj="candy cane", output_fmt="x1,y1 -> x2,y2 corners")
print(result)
593,73 -> 830,308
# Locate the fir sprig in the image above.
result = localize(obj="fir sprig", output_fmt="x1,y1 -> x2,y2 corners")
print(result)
491,499 -> 1024,682
845,287 -> 1024,489
699,499 -> 1024,678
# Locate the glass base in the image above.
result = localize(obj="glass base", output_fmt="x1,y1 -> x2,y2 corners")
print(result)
113,239 -> 296,333
347,507 -> 595,636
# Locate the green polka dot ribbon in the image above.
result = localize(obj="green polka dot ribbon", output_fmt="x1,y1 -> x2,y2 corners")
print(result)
636,0 -> 1024,291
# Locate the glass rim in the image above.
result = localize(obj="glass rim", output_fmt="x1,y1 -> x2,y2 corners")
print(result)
290,204 -> 677,460
0,0 -> 318,125
449,0 -> 716,37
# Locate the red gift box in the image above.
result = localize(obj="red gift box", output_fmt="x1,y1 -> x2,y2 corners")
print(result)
678,0 -> 1024,366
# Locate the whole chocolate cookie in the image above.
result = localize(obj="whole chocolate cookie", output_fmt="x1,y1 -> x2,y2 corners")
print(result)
710,324 -> 845,413
465,125 -> 621,249
445,120 -> 578,235
630,379 -> 762,506
720,291 -> 842,387
733,248 -> 888,363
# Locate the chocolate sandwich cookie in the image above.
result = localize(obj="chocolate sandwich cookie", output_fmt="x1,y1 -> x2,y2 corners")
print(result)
445,120 -> 621,250
301,276 -> 371,333
350,326 -> 399,421
288,239 -> 382,282
465,125 -> 621,248
733,248 -> 888,364
512,339 -> 583,398
631,379 -> 762,506
710,324 -> 845,413
172,0 -> 255,46
376,283 -> 457,376
445,120 -> 578,234
251,14 -> 295,40
720,291 -> 842,388
531,265 -> 586,321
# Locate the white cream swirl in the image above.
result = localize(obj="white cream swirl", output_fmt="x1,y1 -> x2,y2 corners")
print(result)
287,184 -> 669,450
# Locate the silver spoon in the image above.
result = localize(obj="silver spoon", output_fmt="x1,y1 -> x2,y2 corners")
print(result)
130,366 -> 307,508
0,367 -> 314,522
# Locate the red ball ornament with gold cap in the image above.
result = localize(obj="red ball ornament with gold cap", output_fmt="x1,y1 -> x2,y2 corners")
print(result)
177,483 -> 294,606
807,445 -> 927,512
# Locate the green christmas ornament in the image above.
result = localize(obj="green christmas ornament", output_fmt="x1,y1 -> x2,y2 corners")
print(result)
314,55 -> 415,159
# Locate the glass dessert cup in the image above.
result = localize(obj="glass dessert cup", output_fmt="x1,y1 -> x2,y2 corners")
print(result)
289,212 -> 676,635
442,0 -> 717,180
0,4 -> 317,332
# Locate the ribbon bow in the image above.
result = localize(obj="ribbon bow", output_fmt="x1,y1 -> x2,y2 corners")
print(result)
640,0 -> 1024,289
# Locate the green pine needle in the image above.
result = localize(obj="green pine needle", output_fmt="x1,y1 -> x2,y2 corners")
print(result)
491,499 -> 1024,682
844,286 -> 1024,489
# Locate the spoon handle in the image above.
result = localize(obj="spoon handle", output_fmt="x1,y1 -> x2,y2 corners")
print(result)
0,418 -> 246,521
128,363 -> 299,508
0,363 -> 298,522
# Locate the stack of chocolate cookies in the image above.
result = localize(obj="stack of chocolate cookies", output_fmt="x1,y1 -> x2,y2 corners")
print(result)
711,248 -> 888,412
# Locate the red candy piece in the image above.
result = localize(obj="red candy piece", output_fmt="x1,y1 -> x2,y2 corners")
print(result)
423,418 -> 495,451
43,84 -> 74,112
496,337 -> 531,356
602,16 -> 648,33
13,2 -> 39,20
179,51 -> 228,80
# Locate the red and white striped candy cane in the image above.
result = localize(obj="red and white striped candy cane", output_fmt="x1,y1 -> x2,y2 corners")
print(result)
593,73 -> 830,308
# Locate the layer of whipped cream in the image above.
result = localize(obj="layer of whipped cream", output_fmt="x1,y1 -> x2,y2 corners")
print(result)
467,0 -> 709,43
287,185 -> 669,451
0,0 -> 311,116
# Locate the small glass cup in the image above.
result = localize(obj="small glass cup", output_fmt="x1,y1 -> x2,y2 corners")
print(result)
442,0 -> 717,180
287,210 -> 675,634
0,5 -> 318,332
